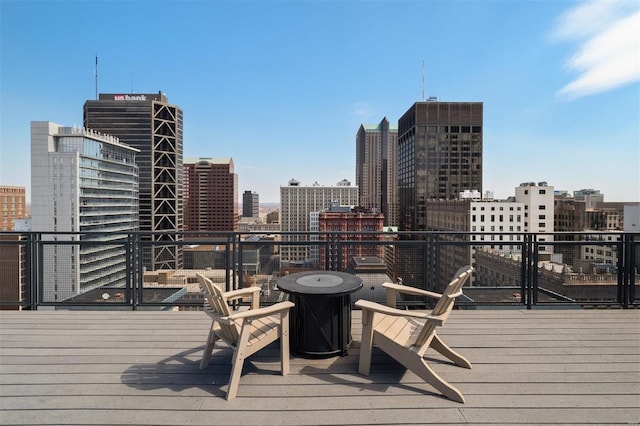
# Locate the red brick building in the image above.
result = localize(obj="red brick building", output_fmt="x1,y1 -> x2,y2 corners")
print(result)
183,158 -> 238,234
319,205 -> 384,270
1,186 -> 27,231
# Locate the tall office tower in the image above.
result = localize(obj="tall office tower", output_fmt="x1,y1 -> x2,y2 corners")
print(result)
397,101 -> 483,232
84,92 -> 183,270
31,122 -> 139,302
356,117 -> 398,226
0,186 -> 27,231
280,179 -> 359,268
242,190 -> 259,218
396,100 -> 482,290
183,158 -> 238,234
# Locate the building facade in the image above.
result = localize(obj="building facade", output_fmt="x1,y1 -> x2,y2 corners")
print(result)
242,190 -> 259,218
280,179 -> 359,268
30,121 -> 139,302
356,117 -> 398,226
183,157 -> 238,234
0,186 -> 27,231
83,92 -> 183,270
514,181 -> 555,256
397,101 -> 483,232
410,193 -> 526,293
318,204 -> 385,271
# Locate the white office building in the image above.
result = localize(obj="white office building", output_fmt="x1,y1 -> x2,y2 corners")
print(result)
31,121 -> 139,302
280,179 -> 358,267
470,200 -> 525,257
515,181 -> 555,255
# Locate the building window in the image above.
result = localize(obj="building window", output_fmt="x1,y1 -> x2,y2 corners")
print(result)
539,189 -> 546,194
539,205 -> 546,210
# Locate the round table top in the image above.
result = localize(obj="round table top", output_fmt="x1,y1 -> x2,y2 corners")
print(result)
277,271 -> 363,296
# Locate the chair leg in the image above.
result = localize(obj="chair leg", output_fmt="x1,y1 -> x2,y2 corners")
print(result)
406,356 -> 466,403
280,311 -> 290,376
431,334 -> 471,369
200,327 -> 219,369
358,309 -> 374,376
226,320 -> 252,400
226,346 -> 245,400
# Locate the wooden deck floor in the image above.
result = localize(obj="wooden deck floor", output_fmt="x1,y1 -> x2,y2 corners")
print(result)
1,309 -> 639,425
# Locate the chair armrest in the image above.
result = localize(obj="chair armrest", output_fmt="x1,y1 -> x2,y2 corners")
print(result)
225,287 -> 261,309
229,301 -> 294,322
355,299 -> 444,325
224,286 -> 261,301
382,283 -> 442,299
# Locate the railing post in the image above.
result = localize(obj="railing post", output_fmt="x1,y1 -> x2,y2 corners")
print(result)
225,233 -> 235,292
238,234 -> 244,290
133,232 -> 141,310
521,233 -> 532,310
630,234 -> 637,307
532,236 -> 539,307
126,232 -> 134,310
28,232 -> 39,310
620,234 -> 631,309
336,233 -> 343,272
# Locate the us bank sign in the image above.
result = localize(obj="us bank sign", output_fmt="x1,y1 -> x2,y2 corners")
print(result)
114,94 -> 147,101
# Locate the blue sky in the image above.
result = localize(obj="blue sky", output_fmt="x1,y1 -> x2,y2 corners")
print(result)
1,0 -> 638,203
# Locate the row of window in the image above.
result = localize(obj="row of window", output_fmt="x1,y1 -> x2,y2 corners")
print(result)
473,205 -> 522,211
473,215 -> 522,222
472,226 -> 522,232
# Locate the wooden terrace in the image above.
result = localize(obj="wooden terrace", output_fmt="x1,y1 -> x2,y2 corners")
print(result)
1,309 -> 639,425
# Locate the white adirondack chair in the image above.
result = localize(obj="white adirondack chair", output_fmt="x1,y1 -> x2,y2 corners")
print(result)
355,266 -> 473,403
196,273 -> 294,400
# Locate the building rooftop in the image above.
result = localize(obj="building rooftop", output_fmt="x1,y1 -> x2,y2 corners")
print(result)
1,308 -> 638,425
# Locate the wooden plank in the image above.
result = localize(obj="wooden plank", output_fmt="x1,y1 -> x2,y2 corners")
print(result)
0,309 -> 638,426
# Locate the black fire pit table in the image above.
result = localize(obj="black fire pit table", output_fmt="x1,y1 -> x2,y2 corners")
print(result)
277,271 -> 363,357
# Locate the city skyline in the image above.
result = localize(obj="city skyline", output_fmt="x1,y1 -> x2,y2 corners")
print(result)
1,0 -> 639,203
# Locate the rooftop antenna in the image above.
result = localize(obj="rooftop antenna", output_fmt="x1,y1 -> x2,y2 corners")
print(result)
94,55 -> 98,100
422,60 -> 425,101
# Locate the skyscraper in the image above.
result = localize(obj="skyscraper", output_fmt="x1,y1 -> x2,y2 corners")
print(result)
397,101 -> 483,231
183,157 -> 238,234
355,117 -> 398,226
31,121 -> 139,301
242,190 -> 259,218
396,100 -> 482,290
84,92 -> 183,270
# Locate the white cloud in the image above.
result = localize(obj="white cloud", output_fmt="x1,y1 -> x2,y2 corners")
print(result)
551,0 -> 640,100
352,102 -> 374,120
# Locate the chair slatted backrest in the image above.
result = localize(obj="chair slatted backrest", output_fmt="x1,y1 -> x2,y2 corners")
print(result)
196,273 -> 240,345
413,266 -> 472,350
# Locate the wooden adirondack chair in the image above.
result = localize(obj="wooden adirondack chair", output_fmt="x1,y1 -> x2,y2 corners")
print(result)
196,273 -> 294,400
355,266 -> 473,403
